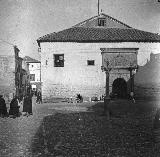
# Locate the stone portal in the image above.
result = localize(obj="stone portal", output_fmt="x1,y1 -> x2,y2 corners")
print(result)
101,48 -> 138,98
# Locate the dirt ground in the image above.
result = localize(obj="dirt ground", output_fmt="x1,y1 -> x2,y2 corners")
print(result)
0,98 -> 160,157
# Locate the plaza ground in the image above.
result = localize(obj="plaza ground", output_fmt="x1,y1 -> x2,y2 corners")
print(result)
0,97 -> 160,156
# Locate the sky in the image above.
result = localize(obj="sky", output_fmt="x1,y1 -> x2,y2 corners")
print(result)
0,0 -> 160,60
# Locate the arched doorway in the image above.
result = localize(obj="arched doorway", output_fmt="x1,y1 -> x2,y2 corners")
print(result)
112,78 -> 127,98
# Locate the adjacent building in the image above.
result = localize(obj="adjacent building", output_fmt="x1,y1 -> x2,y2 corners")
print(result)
23,56 -> 41,92
0,43 -> 28,102
21,58 -> 30,97
134,53 -> 160,99
37,13 -> 160,100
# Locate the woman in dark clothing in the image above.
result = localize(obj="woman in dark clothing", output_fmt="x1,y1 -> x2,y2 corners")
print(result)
0,95 -> 8,117
23,94 -> 32,115
9,96 -> 20,118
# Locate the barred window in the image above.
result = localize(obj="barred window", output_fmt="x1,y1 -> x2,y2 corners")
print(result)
54,54 -> 64,67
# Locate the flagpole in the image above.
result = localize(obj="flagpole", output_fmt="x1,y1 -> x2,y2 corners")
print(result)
98,0 -> 100,15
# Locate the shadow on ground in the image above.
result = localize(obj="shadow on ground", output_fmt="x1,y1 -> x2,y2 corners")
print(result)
31,99 -> 160,157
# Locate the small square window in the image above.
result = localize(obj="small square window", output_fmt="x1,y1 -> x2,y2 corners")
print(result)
30,74 -> 35,81
87,60 -> 95,66
54,54 -> 64,67
98,18 -> 106,26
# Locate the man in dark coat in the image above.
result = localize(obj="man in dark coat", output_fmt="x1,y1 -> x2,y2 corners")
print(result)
9,96 -> 20,118
0,95 -> 8,117
23,93 -> 32,115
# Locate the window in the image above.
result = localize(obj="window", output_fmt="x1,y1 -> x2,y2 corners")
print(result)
32,65 -> 34,68
54,54 -> 64,67
98,18 -> 106,26
30,74 -> 35,81
46,60 -> 48,65
87,60 -> 95,66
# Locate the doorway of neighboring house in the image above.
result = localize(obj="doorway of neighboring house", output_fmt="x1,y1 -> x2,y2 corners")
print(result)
112,78 -> 127,98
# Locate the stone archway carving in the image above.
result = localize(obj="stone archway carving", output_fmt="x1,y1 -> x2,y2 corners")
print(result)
101,48 -> 138,98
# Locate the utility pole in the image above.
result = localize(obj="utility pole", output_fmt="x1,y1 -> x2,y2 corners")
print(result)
98,0 -> 100,15
38,47 -> 42,92
104,70 -> 111,120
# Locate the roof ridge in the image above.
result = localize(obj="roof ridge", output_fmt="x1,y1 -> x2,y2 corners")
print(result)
72,15 -> 99,27
73,13 -> 132,28
100,13 -> 132,28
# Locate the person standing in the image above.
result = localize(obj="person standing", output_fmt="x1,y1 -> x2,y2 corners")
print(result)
130,92 -> 135,103
9,96 -> 20,118
36,90 -> 42,104
23,93 -> 33,116
153,108 -> 160,148
0,95 -> 8,117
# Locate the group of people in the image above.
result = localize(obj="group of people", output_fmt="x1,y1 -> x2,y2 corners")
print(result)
0,93 -> 33,118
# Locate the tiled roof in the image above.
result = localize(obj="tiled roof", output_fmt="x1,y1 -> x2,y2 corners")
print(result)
23,56 -> 40,63
37,27 -> 160,43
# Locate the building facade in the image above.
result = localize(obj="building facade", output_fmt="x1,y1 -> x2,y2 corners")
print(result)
37,13 -> 160,100
23,56 -> 41,92
21,58 -> 30,97
0,44 -> 27,102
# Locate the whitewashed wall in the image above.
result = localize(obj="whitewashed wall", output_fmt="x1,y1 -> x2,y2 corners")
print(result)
29,63 -> 41,82
40,42 -> 160,99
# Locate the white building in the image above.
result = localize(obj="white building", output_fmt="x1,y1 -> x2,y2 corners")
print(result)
37,13 -> 160,100
23,56 -> 41,92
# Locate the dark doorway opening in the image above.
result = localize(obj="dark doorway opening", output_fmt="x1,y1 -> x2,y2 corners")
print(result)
112,78 -> 127,98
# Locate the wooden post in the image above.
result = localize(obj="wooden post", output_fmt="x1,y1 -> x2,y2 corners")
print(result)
105,71 -> 109,97
129,68 -> 135,103
129,68 -> 134,93
132,73 -> 134,93
104,70 -> 110,120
